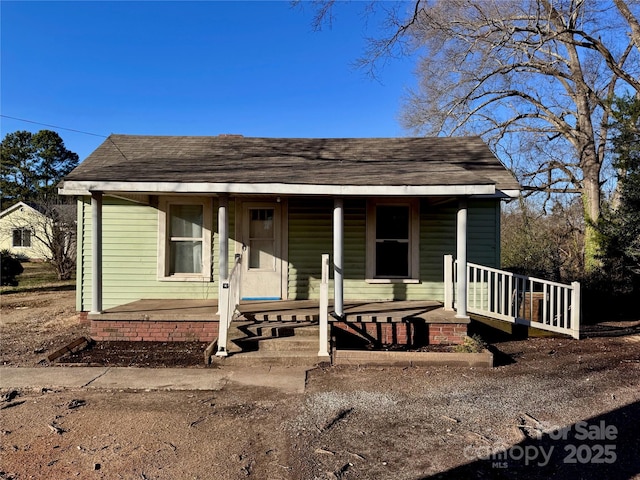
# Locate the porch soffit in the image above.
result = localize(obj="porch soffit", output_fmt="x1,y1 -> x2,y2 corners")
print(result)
59,181 -> 498,197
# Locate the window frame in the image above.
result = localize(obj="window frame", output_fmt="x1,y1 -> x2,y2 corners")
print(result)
157,197 -> 212,281
366,199 -> 420,283
12,227 -> 32,248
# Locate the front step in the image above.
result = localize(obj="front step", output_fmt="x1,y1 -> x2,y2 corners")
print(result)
216,321 -> 329,366
258,335 -> 317,352
212,351 -> 329,367
246,321 -> 316,338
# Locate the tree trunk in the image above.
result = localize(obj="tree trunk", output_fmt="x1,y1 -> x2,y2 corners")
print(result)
582,164 -> 602,273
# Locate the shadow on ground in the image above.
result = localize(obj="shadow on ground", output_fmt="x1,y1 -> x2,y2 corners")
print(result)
424,400 -> 640,479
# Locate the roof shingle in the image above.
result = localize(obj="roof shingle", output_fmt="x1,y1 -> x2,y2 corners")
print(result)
62,135 -> 520,192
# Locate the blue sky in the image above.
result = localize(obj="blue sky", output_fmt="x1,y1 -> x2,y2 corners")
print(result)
1,1 -> 418,161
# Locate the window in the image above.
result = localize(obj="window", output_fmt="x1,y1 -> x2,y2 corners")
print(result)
366,200 -> 419,281
12,228 -> 32,248
169,204 -> 203,274
158,198 -> 212,280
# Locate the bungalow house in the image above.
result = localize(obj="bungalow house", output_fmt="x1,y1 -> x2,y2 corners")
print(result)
59,134 -> 527,360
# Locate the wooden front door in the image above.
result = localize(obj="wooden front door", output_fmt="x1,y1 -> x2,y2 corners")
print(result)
240,202 -> 283,300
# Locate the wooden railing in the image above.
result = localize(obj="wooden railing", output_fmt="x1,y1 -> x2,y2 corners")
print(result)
216,253 -> 243,356
444,255 -> 581,339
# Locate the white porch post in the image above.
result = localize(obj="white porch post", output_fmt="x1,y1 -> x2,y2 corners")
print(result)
333,197 -> 344,318
216,194 -> 229,357
456,198 -> 469,319
90,192 -> 103,314
318,254 -> 330,358
443,254 -> 454,311
570,281 -> 581,340
218,195 -> 229,293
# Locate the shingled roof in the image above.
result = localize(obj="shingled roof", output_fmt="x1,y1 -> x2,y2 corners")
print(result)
60,135 -> 519,196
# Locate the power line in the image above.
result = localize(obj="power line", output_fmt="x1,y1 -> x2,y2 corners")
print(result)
1,114 -> 107,138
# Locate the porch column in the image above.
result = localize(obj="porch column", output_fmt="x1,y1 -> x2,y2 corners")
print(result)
333,197 -> 344,317
216,194 -> 229,357
90,192 -> 103,314
218,195 -> 229,286
456,198 -> 469,319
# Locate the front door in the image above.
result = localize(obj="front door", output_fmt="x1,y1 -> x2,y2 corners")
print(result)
240,202 -> 282,300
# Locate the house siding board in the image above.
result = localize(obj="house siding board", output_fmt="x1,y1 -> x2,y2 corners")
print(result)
419,201 -> 456,302
286,198 -> 500,302
79,196 -> 501,310
80,196 -> 218,311
468,200 -> 500,268
287,198 -> 333,299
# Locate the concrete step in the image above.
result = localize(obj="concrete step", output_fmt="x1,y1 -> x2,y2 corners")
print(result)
245,321 -> 316,338
226,321 -> 254,353
212,351 -> 330,367
258,336 -> 318,352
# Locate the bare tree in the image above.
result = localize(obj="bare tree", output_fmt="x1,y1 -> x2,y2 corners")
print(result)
305,0 -> 640,272
0,200 -> 76,280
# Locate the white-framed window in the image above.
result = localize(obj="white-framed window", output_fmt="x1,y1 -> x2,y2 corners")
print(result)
158,197 -> 212,281
366,199 -> 420,282
12,228 -> 32,248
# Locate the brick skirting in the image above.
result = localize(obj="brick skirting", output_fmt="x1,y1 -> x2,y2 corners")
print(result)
84,316 -> 464,345
332,321 -> 467,346
89,318 -> 218,342
78,311 -> 90,325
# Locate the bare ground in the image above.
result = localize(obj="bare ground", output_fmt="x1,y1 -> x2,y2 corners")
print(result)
1,290 -> 639,479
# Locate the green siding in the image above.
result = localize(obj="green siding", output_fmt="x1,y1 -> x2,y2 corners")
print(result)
468,199 -> 501,267
286,198 -> 501,302
79,195 -> 501,309
287,198 -> 333,299
80,196 -> 219,310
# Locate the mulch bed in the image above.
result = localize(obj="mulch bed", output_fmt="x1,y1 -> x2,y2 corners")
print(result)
58,341 -> 209,367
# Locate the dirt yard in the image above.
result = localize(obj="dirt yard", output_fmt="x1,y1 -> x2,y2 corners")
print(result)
1,289 -> 640,479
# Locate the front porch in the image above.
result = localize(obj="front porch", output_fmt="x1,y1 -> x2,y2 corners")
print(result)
88,299 -> 469,347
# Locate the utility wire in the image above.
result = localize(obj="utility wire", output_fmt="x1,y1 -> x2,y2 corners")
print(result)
1,114 -> 130,162
1,114 -> 107,138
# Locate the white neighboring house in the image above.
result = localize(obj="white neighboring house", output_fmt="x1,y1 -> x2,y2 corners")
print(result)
0,202 -> 52,260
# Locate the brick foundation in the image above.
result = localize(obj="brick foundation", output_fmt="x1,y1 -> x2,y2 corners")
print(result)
78,311 -> 90,325
90,320 -> 218,342
427,323 -> 467,345
332,321 -> 467,346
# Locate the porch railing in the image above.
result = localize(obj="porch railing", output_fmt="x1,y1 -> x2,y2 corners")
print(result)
318,254 -> 330,357
444,255 -> 581,339
216,253 -> 243,356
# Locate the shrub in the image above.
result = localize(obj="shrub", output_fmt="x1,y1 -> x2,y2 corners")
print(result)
454,335 -> 488,353
1,250 -> 24,286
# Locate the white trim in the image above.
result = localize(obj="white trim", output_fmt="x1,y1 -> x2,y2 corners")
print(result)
59,181 -> 496,197
236,199 -> 286,299
280,198 -> 289,300
366,198 -> 420,281
91,192 -> 103,314
456,199 -> 469,319
334,198 -> 344,317
365,278 -> 420,284
0,201 -> 43,219
157,196 -> 212,282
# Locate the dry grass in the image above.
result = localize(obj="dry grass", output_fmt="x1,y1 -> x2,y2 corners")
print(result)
0,261 -> 74,295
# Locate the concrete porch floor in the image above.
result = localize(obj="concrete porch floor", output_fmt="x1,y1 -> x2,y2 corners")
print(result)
89,299 -> 464,324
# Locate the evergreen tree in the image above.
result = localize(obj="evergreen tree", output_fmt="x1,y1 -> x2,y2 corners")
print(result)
0,130 -> 79,207
598,95 -> 640,299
